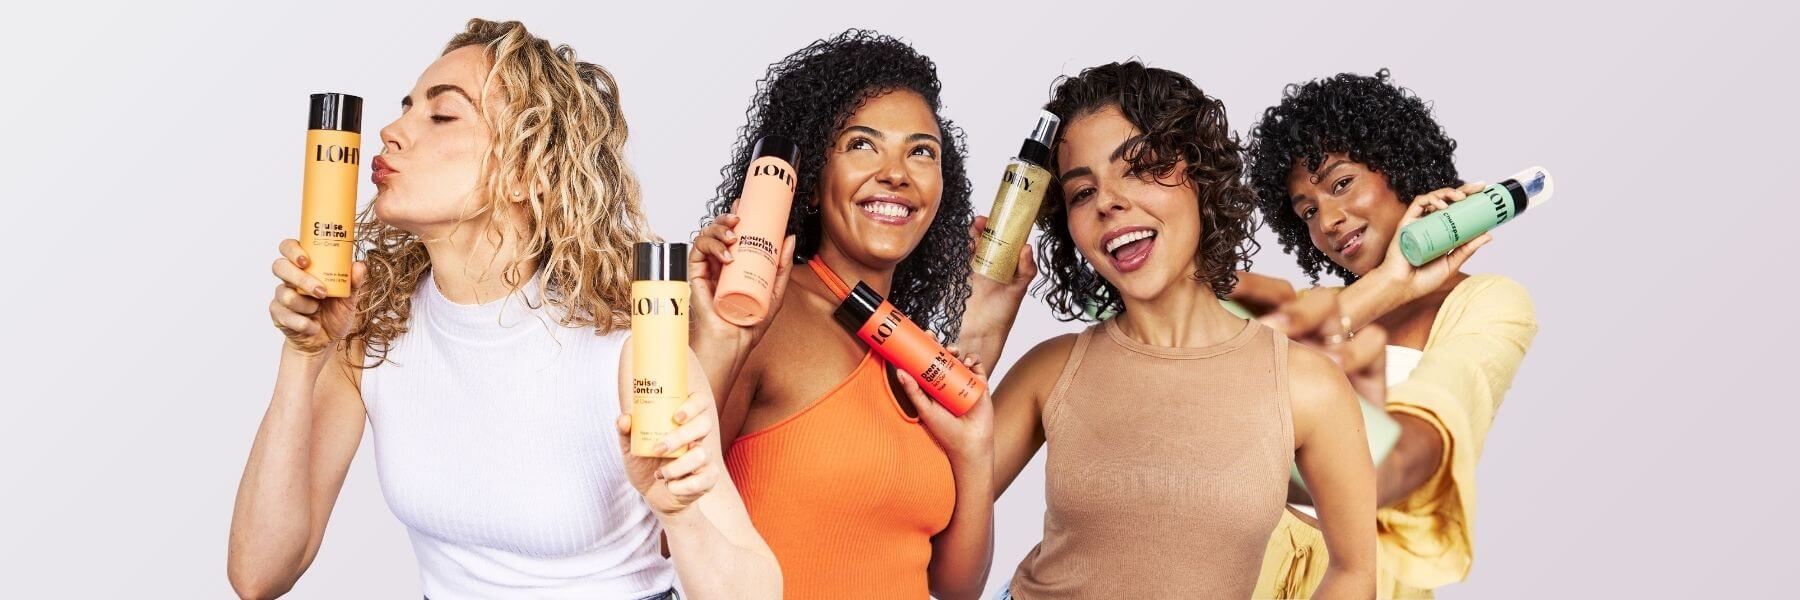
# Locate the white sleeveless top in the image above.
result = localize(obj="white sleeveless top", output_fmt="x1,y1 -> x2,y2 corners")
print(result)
1386,345 -> 1426,384
361,271 -> 675,599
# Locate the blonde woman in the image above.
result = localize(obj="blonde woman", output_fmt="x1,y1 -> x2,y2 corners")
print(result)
227,20 -> 778,600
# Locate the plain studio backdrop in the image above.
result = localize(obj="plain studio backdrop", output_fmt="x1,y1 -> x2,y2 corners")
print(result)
2,1 -> 1793,597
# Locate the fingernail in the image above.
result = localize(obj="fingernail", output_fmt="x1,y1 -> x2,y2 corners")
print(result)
653,442 -> 669,455
673,411 -> 687,424
313,286 -> 328,297
297,256 -> 309,268
721,250 -> 733,261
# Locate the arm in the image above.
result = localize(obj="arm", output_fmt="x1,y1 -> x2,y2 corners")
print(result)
227,244 -> 368,600
1337,183 -> 1494,331
956,216 -> 1035,367
918,335 -> 1072,600
1289,345 -> 1378,600
1375,412 -> 1444,508
1376,276 -> 1536,587
992,334 -> 1072,495
687,214 -> 797,418
927,445 -> 995,600
618,350 -> 781,600
893,349 -> 997,600
1226,270 -> 1298,317
228,346 -> 364,600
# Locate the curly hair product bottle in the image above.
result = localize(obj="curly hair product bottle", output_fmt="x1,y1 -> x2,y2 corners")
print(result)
834,282 -> 985,415
299,93 -> 362,297
971,111 -> 1060,283
714,136 -> 800,326
631,241 -> 691,458
1399,166 -> 1555,266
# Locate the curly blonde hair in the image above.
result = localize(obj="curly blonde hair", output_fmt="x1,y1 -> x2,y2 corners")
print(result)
347,18 -> 650,366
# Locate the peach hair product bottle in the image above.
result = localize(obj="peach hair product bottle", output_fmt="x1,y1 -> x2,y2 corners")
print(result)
299,92 -> 362,297
713,136 -> 800,326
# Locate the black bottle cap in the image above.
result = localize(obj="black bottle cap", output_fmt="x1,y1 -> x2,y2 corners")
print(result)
633,242 -> 689,281
753,135 -> 800,166
1019,139 -> 1051,168
309,93 -> 363,133
1017,110 -> 1060,167
832,282 -> 885,332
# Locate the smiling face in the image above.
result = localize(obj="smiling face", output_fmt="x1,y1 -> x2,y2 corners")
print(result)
812,89 -> 945,269
370,46 -> 501,238
1055,105 -> 1205,304
1283,152 -> 1407,277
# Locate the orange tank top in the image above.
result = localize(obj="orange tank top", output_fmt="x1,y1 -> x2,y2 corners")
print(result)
727,353 -> 964,594
726,350 -> 957,598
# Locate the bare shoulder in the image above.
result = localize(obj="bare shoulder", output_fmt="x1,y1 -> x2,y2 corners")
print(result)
1284,340 -> 1357,433
997,332 -> 1082,396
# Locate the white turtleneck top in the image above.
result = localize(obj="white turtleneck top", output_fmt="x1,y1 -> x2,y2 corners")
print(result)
360,270 -> 675,599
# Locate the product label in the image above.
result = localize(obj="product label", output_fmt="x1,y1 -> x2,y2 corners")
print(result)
300,129 -> 361,297
972,161 -> 1050,283
633,295 -> 687,317
314,143 -> 361,166
857,302 -> 983,415
630,282 -> 690,458
1399,183 -> 1516,266
750,162 -> 796,190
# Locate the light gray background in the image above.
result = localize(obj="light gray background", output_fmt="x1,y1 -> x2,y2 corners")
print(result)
2,1 -> 1793,597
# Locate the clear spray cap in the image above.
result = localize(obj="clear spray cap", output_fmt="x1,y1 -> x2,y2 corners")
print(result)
1028,110 -> 1061,147
1505,166 -> 1555,208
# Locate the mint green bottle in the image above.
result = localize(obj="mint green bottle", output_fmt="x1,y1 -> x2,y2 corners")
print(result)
1398,166 -> 1555,266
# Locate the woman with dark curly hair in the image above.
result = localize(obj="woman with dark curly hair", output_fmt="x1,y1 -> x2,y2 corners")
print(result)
1243,70 -> 1538,598
986,61 -> 1375,599
685,29 -> 1029,599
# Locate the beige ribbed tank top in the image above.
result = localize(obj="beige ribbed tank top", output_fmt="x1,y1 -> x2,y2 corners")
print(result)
1010,318 -> 1293,599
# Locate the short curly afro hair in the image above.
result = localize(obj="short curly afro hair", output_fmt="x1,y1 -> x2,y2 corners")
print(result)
1033,61 -> 1260,322
706,29 -> 973,341
1246,69 -> 1461,283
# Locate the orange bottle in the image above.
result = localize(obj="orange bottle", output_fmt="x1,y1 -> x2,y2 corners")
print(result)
299,92 -> 362,297
833,282 -> 985,415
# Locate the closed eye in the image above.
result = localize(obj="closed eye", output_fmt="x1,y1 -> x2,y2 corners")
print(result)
431,115 -> 457,124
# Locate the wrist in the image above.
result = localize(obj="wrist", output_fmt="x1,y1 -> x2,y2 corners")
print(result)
1347,268 -> 1406,324
281,339 -> 333,364
946,442 -> 994,476
652,502 -> 702,530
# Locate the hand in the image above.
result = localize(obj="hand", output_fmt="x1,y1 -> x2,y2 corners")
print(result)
960,216 -> 1034,349
1260,288 -> 1389,406
269,239 -> 366,356
1370,182 -> 1494,300
897,345 -> 995,468
688,211 -> 799,355
616,392 -> 721,516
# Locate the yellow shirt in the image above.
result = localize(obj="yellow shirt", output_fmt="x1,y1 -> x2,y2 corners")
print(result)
1254,274 -> 1538,599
